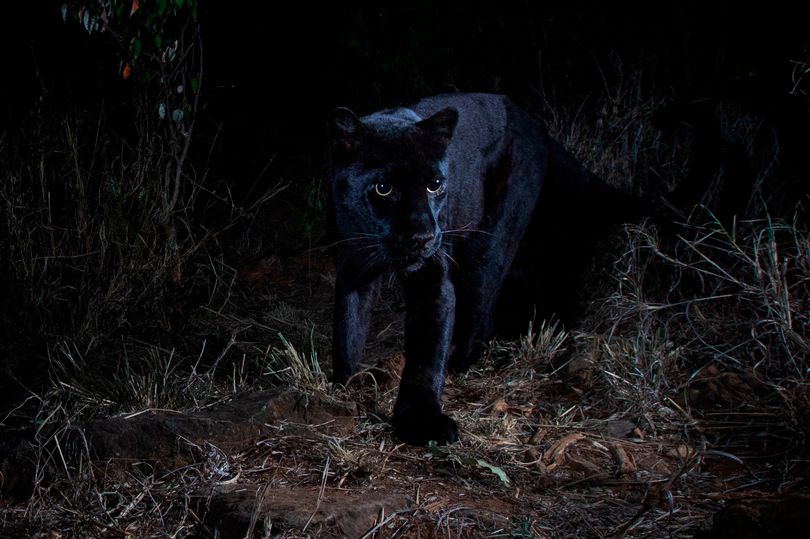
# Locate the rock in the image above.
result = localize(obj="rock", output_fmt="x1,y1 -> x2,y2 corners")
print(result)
200,484 -> 411,538
0,387 -> 357,501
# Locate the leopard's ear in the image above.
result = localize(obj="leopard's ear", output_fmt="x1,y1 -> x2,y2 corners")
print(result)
417,107 -> 458,148
329,107 -> 366,156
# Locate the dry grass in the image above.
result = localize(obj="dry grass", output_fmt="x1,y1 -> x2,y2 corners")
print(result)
541,59 -> 692,195
0,102 -> 283,393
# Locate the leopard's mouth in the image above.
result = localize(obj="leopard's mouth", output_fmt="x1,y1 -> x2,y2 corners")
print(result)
387,241 -> 442,269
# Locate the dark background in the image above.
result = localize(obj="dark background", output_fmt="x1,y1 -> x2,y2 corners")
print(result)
2,2 -> 808,190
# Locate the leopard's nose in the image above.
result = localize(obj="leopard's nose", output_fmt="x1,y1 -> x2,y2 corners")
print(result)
410,232 -> 436,252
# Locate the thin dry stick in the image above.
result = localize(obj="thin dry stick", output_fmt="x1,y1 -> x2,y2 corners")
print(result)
360,508 -> 414,539
302,455 -> 331,532
245,483 -> 270,538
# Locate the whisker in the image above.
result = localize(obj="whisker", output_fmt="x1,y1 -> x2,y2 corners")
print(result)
359,251 -> 378,273
441,248 -> 460,269
441,222 -> 493,237
314,233 -> 383,251
443,229 -> 493,237
360,245 -> 386,275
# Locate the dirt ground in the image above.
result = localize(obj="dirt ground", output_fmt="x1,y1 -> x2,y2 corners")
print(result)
1,252 -> 808,538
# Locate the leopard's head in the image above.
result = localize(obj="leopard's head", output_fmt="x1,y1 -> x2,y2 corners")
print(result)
328,106 -> 458,273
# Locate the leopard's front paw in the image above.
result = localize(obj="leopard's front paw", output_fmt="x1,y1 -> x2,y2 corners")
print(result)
392,410 -> 459,446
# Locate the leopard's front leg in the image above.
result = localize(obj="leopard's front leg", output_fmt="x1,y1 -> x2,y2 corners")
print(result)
393,259 -> 458,445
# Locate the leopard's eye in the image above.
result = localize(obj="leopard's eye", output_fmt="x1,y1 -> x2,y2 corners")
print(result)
426,178 -> 444,194
374,183 -> 393,197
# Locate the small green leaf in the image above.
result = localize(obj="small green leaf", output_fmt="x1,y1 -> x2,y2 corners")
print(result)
155,35 -> 163,48
171,109 -> 183,122
190,76 -> 199,94
158,0 -> 167,16
176,0 -> 186,8
426,440 -> 447,458
132,36 -> 142,59
475,459 -> 511,486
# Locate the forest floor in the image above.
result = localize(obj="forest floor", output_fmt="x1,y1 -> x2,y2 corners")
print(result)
2,247 -> 808,538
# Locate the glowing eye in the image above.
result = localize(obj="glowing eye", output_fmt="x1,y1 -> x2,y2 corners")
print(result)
426,178 -> 444,194
374,183 -> 393,196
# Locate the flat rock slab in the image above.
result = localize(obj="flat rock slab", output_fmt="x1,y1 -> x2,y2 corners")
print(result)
0,387 -> 357,500
200,485 -> 411,538
80,387 -> 357,464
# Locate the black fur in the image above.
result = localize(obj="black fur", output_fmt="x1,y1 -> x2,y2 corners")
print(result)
327,93 -> 644,446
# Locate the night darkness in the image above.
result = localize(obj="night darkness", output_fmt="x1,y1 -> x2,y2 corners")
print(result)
3,3 -> 809,180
